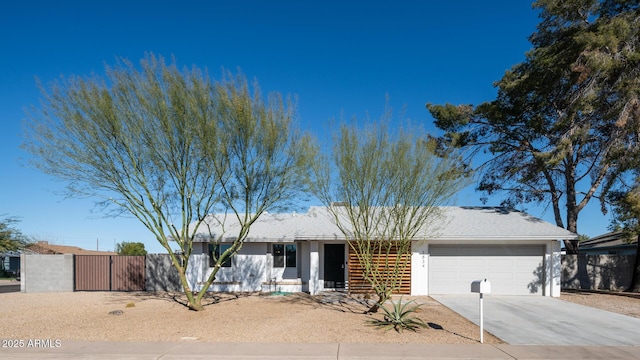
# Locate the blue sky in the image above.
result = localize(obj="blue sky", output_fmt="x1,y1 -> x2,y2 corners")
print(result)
0,1 -> 613,253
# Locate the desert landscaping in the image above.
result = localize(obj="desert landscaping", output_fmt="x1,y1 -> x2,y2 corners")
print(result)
1,291 -> 499,344
2,288 -> 639,344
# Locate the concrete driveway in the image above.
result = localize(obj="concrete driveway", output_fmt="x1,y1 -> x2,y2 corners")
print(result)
432,295 -> 640,346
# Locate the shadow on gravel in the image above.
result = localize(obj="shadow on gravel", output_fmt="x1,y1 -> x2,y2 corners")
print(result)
427,322 -> 477,342
263,291 -> 373,314
102,290 -> 371,313
165,292 -> 253,308
101,291 -> 251,309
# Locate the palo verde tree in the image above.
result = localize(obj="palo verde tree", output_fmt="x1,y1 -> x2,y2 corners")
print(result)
310,114 -> 470,313
23,54 -> 314,311
427,0 -> 640,254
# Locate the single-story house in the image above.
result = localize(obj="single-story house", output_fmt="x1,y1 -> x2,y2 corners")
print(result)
578,231 -> 638,255
186,206 -> 577,297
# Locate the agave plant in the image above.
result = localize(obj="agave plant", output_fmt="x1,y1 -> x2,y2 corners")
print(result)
368,297 -> 428,332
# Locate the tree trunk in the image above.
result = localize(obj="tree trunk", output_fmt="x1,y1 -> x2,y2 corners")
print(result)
366,291 -> 390,314
564,210 -> 579,254
564,159 -> 580,255
367,302 -> 380,314
176,264 -> 205,311
187,298 -> 204,311
564,239 -> 579,255
564,215 -> 580,254
628,234 -> 640,292
184,286 -> 204,311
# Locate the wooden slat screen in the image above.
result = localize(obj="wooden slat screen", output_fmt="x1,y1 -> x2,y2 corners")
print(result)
347,242 -> 411,295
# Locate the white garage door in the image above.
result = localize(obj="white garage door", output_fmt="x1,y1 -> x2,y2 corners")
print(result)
429,245 -> 545,295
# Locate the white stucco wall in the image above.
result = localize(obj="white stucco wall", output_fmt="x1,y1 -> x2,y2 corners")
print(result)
308,241 -> 319,294
299,241 -> 311,293
547,241 -> 561,297
188,242 -> 303,293
187,243 -> 266,292
233,243 -> 267,291
411,242 -> 429,296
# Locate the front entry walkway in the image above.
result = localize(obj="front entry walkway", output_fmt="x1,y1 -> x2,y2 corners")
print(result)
432,295 -> 640,345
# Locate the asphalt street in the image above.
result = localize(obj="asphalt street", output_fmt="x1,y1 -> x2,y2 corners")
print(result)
0,283 -> 19,293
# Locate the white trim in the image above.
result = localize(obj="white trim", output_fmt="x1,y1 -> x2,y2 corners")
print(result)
309,241 -> 319,295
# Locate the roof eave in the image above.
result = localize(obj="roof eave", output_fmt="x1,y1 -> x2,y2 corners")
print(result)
209,235 -> 575,243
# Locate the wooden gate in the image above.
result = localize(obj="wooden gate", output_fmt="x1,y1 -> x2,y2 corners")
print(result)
75,255 -> 145,291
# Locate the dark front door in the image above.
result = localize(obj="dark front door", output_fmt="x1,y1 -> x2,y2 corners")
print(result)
324,244 -> 345,288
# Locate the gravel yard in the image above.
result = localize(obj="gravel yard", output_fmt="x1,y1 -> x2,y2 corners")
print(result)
2,286 -> 639,345
1,291 -> 501,344
560,290 -> 640,319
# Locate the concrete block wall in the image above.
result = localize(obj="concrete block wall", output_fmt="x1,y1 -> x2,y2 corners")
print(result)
562,254 -> 636,291
146,254 -> 182,291
21,254 -> 74,293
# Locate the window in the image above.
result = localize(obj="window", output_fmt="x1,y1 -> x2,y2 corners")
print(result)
273,244 -> 296,268
209,243 -> 232,268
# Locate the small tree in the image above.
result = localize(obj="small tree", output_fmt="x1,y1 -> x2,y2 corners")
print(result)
116,241 -> 147,256
0,216 -> 28,253
310,115 -> 470,312
0,216 -> 28,276
23,54 -> 314,311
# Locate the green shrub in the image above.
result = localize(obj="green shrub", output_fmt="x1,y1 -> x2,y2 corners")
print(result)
368,297 -> 427,332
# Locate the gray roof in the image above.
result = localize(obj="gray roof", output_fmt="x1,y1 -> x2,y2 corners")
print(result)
579,231 -> 638,250
193,206 -> 577,243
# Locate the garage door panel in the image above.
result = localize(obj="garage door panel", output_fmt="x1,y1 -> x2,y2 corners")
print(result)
431,272 -> 457,281
465,258 -> 488,267
435,258 -> 460,267
488,257 -> 515,265
429,245 -> 544,295
486,272 -> 514,280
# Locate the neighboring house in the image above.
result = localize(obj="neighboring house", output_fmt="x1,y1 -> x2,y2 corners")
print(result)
26,241 -> 117,255
0,251 -> 21,276
578,231 -> 638,255
186,206 -> 577,297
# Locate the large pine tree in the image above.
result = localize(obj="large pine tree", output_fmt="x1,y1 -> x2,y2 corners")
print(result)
428,0 -> 640,253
